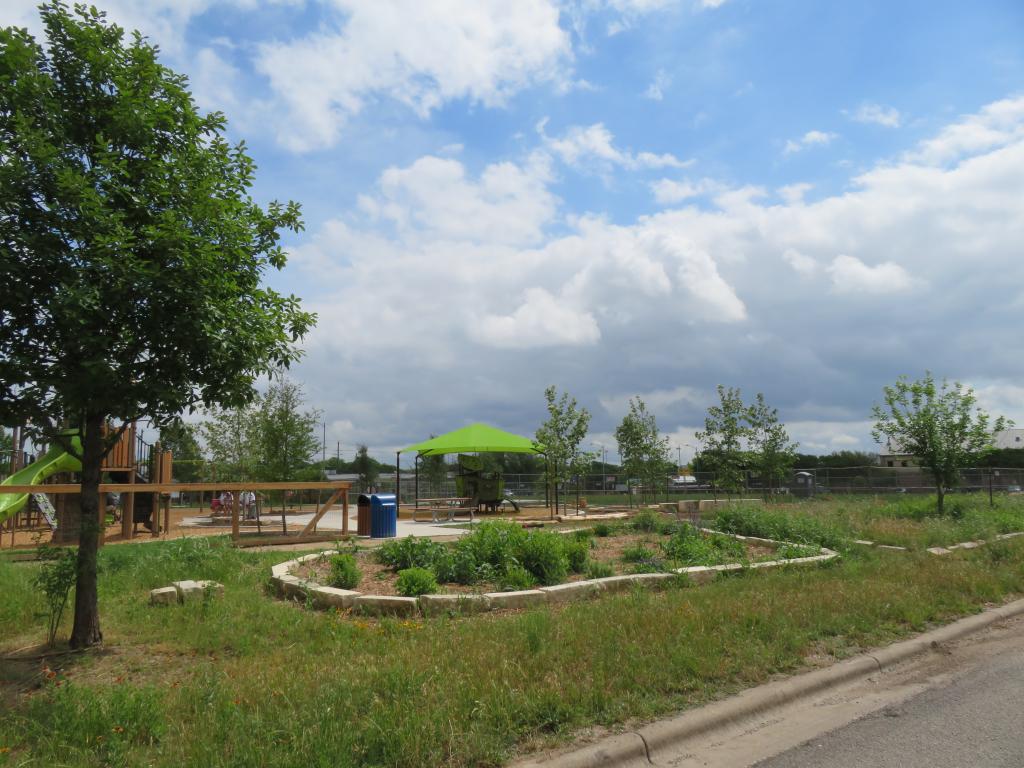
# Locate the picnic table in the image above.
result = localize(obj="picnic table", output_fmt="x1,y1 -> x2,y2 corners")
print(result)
413,497 -> 474,524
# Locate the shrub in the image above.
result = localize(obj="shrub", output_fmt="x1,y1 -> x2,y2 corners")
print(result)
585,560 -> 614,579
631,510 -> 660,533
563,538 -> 590,573
375,537 -> 444,571
593,523 -> 612,537
518,531 -> 569,586
327,553 -> 361,589
457,521 -> 527,574
571,528 -> 592,542
621,544 -> 655,563
499,565 -> 536,591
663,529 -> 745,566
34,545 -> 77,645
395,567 -> 438,597
629,557 -> 667,574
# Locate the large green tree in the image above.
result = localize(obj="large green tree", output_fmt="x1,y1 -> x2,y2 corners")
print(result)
248,377 -> 321,483
0,4 -> 314,647
746,393 -> 798,494
872,372 -> 1009,514
614,397 -> 672,503
695,386 -> 750,495
535,386 -> 592,514
352,445 -> 379,490
158,420 -> 204,482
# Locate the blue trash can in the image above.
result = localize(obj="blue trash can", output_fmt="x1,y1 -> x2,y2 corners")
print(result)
369,493 -> 398,538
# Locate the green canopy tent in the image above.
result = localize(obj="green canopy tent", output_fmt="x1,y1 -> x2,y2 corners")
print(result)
396,423 -> 546,514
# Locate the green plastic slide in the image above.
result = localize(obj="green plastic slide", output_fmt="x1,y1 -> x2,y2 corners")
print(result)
0,442 -> 82,524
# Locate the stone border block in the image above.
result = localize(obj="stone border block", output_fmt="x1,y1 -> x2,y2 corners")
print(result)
419,593 -> 492,616
310,585 -> 359,610
540,580 -> 603,603
150,586 -> 178,605
354,595 -> 420,616
484,589 -> 548,610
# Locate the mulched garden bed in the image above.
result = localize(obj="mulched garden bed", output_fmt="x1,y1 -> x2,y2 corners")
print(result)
294,528 -> 786,597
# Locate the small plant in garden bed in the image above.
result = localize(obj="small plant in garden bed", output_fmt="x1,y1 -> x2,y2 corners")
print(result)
328,553 -> 361,589
396,568 -> 438,597
661,528 -> 746,567
621,544 -> 656,563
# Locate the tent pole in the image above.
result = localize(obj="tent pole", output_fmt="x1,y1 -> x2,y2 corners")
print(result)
414,454 -> 419,508
395,451 -> 400,507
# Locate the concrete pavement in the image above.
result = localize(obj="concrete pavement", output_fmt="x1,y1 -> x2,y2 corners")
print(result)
753,617 -> 1024,768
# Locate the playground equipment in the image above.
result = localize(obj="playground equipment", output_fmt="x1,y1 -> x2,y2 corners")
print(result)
0,442 -> 82,525
0,423 -> 173,546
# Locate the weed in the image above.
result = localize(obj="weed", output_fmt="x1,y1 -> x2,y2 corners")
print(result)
395,568 -> 438,597
499,565 -> 537,591
327,553 -> 360,590
375,537 -> 445,571
621,545 -> 655,563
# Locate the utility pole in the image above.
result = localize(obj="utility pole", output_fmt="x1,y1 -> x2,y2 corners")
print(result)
322,422 -> 326,464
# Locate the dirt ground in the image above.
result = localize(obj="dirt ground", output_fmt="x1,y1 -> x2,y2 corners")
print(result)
0,503 -> 580,551
0,505 -> 290,550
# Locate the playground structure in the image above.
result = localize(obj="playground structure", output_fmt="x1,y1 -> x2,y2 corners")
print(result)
1,423 -> 351,549
1,423 -> 173,546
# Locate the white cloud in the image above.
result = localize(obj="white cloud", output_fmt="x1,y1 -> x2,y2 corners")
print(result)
827,255 -> 916,294
784,130 -> 839,155
849,102 -> 902,128
256,0 -> 572,151
542,121 -> 692,171
156,93 -> 1024,450
356,153 -> 557,247
471,288 -> 601,348
783,248 -> 817,276
778,182 -> 813,204
651,178 -> 721,204
906,95 -> 1024,165
643,69 -> 672,100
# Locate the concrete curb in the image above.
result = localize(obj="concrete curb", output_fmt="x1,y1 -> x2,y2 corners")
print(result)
514,596 -> 1024,767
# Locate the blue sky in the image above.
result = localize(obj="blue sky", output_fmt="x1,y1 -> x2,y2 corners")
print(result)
6,0 -> 1024,462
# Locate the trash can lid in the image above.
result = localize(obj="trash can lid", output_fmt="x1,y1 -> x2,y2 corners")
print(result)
357,493 -> 373,504
369,493 -> 397,504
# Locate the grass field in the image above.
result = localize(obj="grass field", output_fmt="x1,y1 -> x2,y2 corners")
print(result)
3,500 -> 1024,767
712,494 -> 1024,550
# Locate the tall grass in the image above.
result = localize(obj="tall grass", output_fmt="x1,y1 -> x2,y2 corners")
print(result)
4,537 -> 1024,766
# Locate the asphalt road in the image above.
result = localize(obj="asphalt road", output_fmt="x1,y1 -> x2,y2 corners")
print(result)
754,636 -> 1024,768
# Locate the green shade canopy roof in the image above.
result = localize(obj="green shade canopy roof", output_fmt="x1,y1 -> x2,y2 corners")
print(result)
402,423 -> 544,456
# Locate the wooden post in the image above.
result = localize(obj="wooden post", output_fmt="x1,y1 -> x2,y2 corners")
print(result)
163,495 -> 171,537
151,442 -> 162,537
342,488 -> 349,536
231,491 -> 240,542
124,422 -> 137,539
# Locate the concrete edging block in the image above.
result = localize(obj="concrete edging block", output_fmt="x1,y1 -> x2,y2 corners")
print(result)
353,595 -> 420,616
540,580 -> 603,603
149,586 -> 178,605
419,593 -> 492,616
310,585 -> 360,610
484,589 -> 548,609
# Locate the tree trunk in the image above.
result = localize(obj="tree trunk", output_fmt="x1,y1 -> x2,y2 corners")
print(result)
936,484 -> 945,515
70,411 -> 104,649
